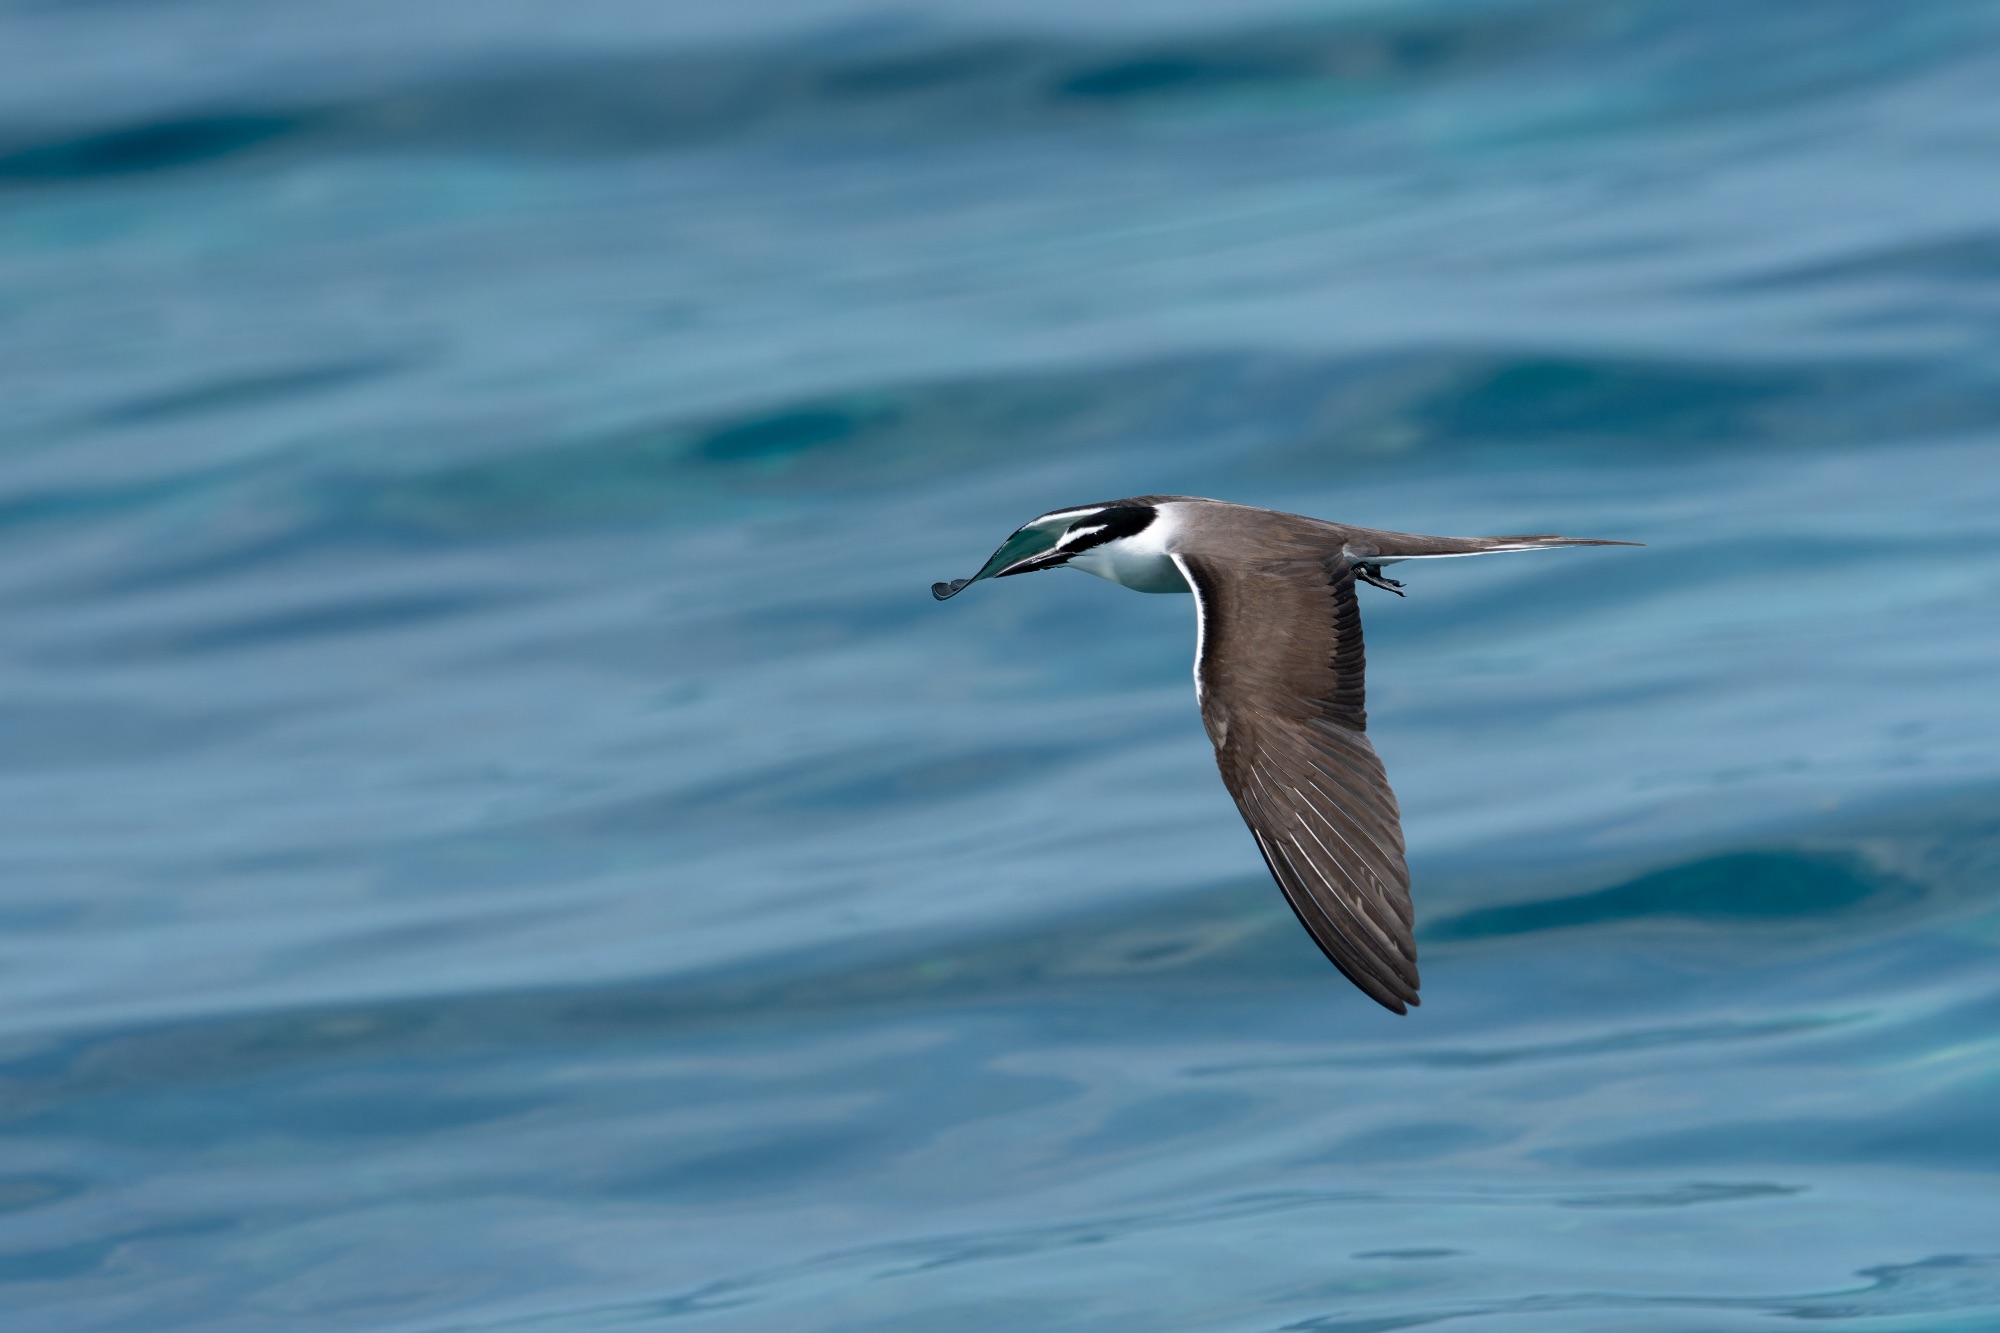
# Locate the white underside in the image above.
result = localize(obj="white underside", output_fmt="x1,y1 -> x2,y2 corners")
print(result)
1065,505 -> 1191,593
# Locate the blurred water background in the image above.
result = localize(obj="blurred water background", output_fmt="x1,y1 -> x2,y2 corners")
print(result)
5,0 -> 2000,1328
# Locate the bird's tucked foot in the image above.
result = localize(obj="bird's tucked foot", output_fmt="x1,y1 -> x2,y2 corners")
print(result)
1354,563 -> 1405,596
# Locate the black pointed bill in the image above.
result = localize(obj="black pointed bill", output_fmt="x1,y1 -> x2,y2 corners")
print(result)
930,511 -> 1090,600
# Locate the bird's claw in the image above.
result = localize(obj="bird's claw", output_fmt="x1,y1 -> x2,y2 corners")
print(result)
1355,563 -> 1405,595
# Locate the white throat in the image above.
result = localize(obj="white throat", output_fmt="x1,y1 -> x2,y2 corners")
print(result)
1066,504 -> 1190,594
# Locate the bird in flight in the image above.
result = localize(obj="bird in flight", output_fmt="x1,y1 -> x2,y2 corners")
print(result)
932,496 -> 1638,1013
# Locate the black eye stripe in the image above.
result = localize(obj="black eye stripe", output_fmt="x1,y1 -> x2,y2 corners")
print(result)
1059,504 -> 1155,554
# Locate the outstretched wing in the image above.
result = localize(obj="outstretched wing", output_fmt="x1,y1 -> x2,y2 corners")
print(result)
1171,550 -> 1419,1013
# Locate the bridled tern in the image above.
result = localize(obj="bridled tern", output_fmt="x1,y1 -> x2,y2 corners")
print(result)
932,495 -> 1639,1013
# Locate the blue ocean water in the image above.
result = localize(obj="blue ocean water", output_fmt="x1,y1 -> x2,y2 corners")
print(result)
5,0 -> 2000,1328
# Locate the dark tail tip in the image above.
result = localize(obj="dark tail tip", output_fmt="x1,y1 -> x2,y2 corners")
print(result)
931,578 -> 972,601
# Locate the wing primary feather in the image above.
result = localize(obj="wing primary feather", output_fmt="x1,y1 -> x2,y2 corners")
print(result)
1242,768 -> 1419,996
1287,820 -> 1414,978
1258,745 -> 1405,874
1286,794 -> 1417,963
1250,819 -> 1375,971
1251,747 -> 1406,899
1270,775 -> 1394,905
1252,828 -> 1414,1012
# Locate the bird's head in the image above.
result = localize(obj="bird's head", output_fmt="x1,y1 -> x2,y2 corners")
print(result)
930,501 -> 1160,600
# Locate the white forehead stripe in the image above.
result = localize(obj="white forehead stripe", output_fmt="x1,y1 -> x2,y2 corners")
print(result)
1031,507 -> 1106,528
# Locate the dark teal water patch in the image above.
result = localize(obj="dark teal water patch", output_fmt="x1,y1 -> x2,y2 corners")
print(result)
1057,56 -> 1260,101
1415,356 -> 1789,446
1353,352 -> 2000,467
313,391 -> 916,536
695,403 -> 891,464
1052,4 -> 1581,104
1424,851 -> 1910,940
0,465 -> 250,536
0,114 -> 300,180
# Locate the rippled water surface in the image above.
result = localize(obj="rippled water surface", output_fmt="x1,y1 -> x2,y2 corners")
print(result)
5,1 -> 2000,1329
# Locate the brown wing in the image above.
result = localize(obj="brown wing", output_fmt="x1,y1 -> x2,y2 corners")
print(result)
1172,550 -> 1418,1013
